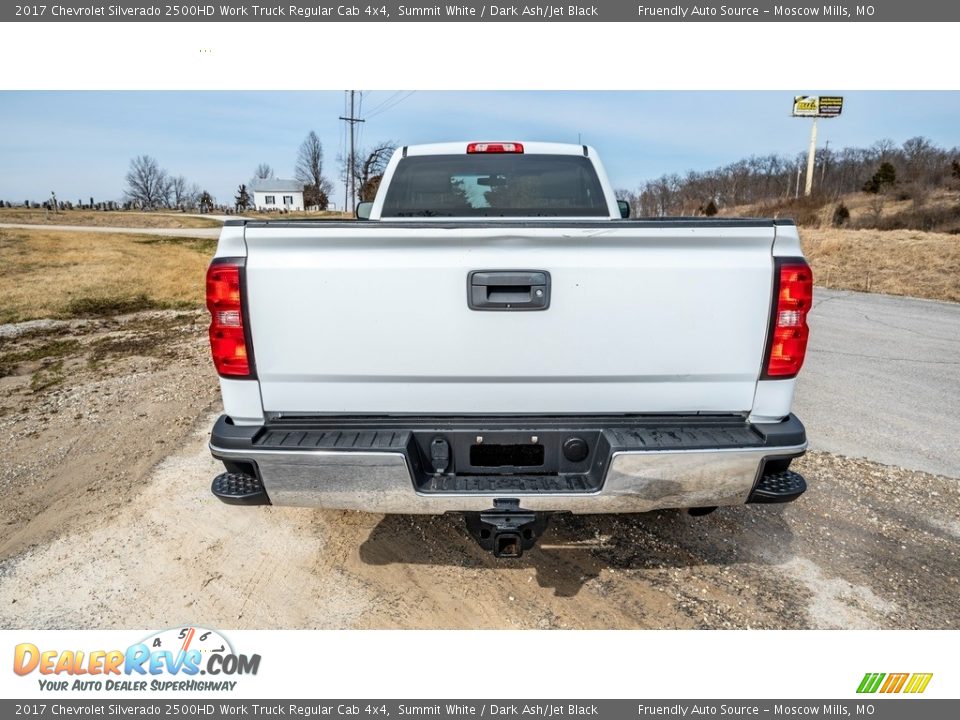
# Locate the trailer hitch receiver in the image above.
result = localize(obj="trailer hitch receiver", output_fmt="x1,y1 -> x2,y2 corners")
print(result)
464,499 -> 550,558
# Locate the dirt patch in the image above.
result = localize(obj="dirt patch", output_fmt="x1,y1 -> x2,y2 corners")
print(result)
0,228 -> 209,323
0,339 -> 80,378
0,208 -> 222,229
0,310 -> 217,558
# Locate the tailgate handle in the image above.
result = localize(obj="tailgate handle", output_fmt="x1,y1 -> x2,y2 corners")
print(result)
468,270 -> 550,311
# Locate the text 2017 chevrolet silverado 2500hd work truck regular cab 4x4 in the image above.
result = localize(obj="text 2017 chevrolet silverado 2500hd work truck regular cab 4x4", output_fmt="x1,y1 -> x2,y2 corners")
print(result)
205,141 -> 813,557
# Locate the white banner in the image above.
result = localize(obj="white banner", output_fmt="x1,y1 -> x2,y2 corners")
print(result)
1,630 -> 953,699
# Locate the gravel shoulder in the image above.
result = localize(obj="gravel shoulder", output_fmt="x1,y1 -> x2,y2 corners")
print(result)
0,313 -> 957,630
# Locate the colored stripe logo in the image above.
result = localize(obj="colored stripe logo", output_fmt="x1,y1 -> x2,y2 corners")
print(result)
857,672 -> 933,694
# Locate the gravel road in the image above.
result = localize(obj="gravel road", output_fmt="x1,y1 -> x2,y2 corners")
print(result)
0,222 -> 220,238
0,291 -> 957,630
796,288 -> 960,478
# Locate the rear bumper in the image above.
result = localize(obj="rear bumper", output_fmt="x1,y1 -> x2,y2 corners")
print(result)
209,414 -> 807,514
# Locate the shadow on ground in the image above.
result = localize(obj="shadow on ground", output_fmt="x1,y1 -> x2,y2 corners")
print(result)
359,505 -> 795,597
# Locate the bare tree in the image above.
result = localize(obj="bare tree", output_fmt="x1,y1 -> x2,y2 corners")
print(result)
346,141 -> 397,202
254,163 -> 274,180
871,138 -> 896,163
295,131 -> 333,209
170,175 -> 190,210
902,136 -> 937,184
124,155 -> 171,209
185,183 -> 202,211
866,195 -> 886,225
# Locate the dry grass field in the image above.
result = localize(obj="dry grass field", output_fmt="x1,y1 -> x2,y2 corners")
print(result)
0,208 -> 222,229
801,228 -> 960,303
728,188 -> 959,229
720,189 -> 960,303
0,228 -> 212,324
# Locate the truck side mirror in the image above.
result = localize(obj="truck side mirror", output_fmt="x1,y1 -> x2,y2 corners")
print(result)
356,201 -> 373,220
617,200 -> 631,219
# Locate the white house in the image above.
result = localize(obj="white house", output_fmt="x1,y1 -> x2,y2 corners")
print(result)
249,178 -> 304,212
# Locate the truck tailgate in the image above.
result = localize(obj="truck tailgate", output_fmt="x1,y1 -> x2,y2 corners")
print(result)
242,224 -> 775,416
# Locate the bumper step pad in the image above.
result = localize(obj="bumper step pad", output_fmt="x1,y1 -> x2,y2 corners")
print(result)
748,469 -> 807,504
211,472 -> 271,505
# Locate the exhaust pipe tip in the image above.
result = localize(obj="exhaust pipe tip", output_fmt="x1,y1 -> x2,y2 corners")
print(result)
688,506 -> 718,517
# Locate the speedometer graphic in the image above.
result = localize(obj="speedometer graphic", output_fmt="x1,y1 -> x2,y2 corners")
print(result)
140,626 -> 234,661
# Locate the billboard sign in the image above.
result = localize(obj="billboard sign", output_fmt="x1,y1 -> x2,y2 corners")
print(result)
793,95 -> 844,117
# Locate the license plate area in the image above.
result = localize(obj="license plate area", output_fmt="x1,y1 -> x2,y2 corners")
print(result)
470,443 -> 545,468
412,429 -> 603,479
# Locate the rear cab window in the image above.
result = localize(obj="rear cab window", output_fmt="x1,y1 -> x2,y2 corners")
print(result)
381,154 -> 609,217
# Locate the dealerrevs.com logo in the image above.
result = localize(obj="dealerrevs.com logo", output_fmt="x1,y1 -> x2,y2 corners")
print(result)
13,627 -> 260,692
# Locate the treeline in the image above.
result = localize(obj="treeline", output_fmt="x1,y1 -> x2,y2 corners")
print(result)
617,136 -> 960,217
3,132 -> 397,214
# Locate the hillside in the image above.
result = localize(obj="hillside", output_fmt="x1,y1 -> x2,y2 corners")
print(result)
715,189 -> 960,303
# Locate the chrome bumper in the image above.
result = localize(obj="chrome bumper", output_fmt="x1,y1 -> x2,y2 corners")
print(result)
209,441 -> 807,514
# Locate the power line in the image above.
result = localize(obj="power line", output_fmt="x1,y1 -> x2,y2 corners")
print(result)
365,90 -> 416,119
367,90 -> 414,118
365,91 -> 403,117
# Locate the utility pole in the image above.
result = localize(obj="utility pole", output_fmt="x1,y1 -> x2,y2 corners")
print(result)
339,90 -> 365,214
804,117 -> 818,197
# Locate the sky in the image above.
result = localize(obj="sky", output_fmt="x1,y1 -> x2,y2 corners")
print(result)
1,90 -> 959,209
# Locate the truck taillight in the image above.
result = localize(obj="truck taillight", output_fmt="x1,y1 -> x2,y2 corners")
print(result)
467,142 -> 524,154
206,259 -> 255,378
763,258 -> 813,379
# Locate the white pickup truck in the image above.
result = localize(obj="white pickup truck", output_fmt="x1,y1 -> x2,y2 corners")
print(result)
205,141 -> 812,557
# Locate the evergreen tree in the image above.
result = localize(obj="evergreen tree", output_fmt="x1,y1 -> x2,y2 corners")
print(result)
864,162 -> 897,193
832,202 -> 850,227
234,184 -> 250,211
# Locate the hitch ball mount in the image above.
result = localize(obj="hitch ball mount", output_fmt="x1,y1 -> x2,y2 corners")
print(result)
464,499 -> 550,558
